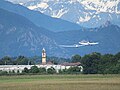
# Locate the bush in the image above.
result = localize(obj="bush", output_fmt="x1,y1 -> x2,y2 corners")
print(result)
0,70 -> 8,75
17,70 -> 20,74
47,67 -> 56,74
67,66 -> 82,74
29,66 -> 39,73
22,67 -> 29,74
39,67 -> 46,74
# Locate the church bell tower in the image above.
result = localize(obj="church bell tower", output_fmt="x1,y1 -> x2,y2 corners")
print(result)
42,48 -> 46,64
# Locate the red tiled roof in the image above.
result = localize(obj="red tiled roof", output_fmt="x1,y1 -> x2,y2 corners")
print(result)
47,61 -> 54,65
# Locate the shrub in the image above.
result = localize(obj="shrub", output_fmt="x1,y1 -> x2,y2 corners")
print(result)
22,67 -> 29,74
47,67 -> 56,74
0,70 -> 8,75
29,66 -> 39,73
39,67 -> 46,74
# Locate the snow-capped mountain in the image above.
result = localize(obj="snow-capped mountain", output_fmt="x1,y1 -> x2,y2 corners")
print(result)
7,0 -> 120,28
1,0 -> 120,57
1,0 -> 81,32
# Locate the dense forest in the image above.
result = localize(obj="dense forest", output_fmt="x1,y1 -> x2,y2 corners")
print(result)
0,52 -> 120,74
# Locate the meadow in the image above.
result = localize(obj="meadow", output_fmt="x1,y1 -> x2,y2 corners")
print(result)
0,74 -> 120,90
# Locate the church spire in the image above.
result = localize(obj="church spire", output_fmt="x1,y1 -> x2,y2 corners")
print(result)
42,48 -> 46,64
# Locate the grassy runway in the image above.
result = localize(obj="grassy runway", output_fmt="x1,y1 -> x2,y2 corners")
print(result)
0,75 -> 120,90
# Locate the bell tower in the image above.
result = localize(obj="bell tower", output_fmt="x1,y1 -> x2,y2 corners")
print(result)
42,48 -> 46,64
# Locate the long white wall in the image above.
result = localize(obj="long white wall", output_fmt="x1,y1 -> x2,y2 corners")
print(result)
0,65 -> 83,73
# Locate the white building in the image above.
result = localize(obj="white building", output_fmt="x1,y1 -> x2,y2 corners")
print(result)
0,48 -> 83,73
0,64 -> 83,73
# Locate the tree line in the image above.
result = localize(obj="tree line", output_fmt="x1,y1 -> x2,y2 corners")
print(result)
0,52 -> 120,74
73,52 -> 120,74
71,52 -> 120,74
0,65 -> 82,75
0,56 -> 69,65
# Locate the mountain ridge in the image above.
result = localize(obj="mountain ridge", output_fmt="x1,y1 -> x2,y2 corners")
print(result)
0,0 -> 120,58
8,0 -> 120,28
0,8 -> 67,57
1,0 -> 82,32
54,23 -> 120,56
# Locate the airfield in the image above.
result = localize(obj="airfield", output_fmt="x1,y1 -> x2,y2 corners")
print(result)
0,75 -> 120,90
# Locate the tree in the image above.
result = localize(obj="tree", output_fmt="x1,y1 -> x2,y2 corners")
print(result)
99,54 -> 114,74
47,67 -> 56,74
59,68 -> 68,74
17,70 -> 20,74
39,68 -> 46,74
29,66 -> 39,73
67,66 -> 82,74
81,52 -> 101,74
16,56 -> 29,65
114,52 -> 120,60
12,70 -> 15,74
22,67 -> 29,73
0,56 -> 13,65
0,70 -> 8,75
71,54 -> 81,63
50,60 -> 58,65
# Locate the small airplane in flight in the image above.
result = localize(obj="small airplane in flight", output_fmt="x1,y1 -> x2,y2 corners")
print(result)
59,40 -> 99,48
79,40 -> 99,46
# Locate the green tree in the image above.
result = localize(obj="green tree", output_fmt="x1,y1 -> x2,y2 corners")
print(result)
39,68 -> 46,74
22,67 -> 29,73
81,52 -> 101,74
99,54 -> 114,74
67,66 -> 82,74
71,54 -> 81,63
114,52 -> 120,60
0,70 -> 8,75
59,68 -> 68,74
16,56 -> 29,65
17,70 -> 20,74
29,66 -> 39,73
12,70 -> 15,74
47,67 -> 56,74
0,56 -> 13,65
110,52 -> 120,74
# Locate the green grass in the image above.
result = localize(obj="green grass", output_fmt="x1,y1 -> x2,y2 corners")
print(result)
0,75 -> 120,90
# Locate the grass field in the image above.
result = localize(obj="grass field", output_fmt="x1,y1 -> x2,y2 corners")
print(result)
0,74 -> 120,90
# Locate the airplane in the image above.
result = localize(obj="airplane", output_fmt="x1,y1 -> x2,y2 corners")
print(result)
79,40 -> 99,46
59,40 -> 99,48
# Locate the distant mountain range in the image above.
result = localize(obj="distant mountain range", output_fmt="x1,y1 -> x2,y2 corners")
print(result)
7,0 -> 120,28
0,8 -> 67,57
0,0 -> 81,32
55,23 -> 120,56
0,0 -> 120,58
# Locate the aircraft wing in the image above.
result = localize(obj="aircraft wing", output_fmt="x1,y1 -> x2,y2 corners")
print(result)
59,44 -> 85,48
